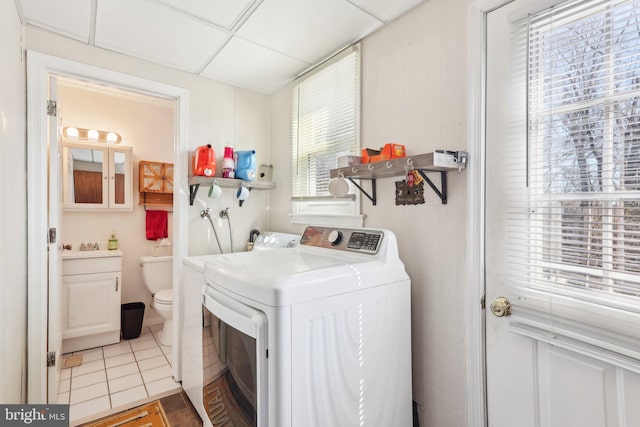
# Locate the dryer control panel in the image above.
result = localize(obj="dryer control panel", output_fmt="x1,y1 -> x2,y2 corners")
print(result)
300,226 -> 384,254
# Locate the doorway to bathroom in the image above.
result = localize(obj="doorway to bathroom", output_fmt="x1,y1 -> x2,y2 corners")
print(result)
26,52 -> 188,410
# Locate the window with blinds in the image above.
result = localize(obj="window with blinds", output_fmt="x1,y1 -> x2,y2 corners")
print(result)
513,0 -> 640,313
290,45 -> 360,222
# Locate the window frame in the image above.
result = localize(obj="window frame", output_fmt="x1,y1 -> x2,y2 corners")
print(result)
525,0 -> 640,312
502,0 -> 640,355
289,44 -> 363,226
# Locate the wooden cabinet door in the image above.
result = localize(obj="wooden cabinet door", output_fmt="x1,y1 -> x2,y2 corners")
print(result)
140,161 -> 174,193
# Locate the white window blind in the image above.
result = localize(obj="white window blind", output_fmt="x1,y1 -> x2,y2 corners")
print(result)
509,0 -> 640,328
290,45 -> 360,222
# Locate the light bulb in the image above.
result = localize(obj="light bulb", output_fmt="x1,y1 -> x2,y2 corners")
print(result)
65,127 -> 79,138
87,129 -> 99,140
106,132 -> 118,143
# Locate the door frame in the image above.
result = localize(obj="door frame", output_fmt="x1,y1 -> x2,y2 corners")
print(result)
26,51 -> 189,403
466,1 -> 572,426
466,1 -> 495,425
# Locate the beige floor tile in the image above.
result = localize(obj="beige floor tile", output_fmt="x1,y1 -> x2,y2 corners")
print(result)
145,376 -> 180,397
110,385 -> 148,409
70,396 -> 110,422
105,352 -> 136,369
108,372 -> 144,394
134,346 -> 163,361
106,362 -> 139,381
71,370 -> 107,390
70,381 -> 109,405
141,364 -> 172,384
72,359 -> 105,377
137,355 -> 168,371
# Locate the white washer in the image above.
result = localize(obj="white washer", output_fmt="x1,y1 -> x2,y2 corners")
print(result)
199,226 -> 412,427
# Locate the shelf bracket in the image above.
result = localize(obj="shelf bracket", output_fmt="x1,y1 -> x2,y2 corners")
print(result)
416,170 -> 447,204
347,178 -> 377,206
189,184 -> 199,206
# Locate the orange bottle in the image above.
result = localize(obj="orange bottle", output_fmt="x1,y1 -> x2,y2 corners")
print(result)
193,144 -> 216,176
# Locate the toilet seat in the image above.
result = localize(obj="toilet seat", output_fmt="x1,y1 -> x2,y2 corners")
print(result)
154,289 -> 173,304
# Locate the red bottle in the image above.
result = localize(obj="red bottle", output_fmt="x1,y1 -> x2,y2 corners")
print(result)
193,144 -> 216,176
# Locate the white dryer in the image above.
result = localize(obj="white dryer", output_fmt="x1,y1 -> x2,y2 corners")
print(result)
200,226 -> 412,427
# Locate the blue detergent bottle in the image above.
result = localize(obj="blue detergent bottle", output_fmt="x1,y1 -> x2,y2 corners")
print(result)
235,150 -> 256,181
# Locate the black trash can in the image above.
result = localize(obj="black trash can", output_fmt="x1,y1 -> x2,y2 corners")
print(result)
121,302 -> 145,339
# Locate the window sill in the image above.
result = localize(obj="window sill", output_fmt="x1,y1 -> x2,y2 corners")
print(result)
289,214 -> 364,227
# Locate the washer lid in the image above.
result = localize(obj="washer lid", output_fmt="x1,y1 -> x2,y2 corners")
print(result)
204,229 -> 408,307
154,289 -> 173,303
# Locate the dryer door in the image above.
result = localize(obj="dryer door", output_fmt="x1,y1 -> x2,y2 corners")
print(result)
202,287 -> 267,427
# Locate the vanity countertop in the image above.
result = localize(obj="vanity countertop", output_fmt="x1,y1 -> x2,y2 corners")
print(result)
62,249 -> 123,260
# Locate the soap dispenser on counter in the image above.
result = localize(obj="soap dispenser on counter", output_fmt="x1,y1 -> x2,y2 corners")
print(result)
108,233 -> 119,250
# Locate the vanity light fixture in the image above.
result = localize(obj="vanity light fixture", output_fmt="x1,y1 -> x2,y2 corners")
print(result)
62,126 -> 122,144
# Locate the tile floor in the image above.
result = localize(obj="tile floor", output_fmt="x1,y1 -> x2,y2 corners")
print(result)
77,391 -> 202,427
57,325 -> 182,424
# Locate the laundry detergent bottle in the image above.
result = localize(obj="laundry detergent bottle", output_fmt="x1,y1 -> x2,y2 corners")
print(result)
235,150 -> 256,181
193,144 -> 216,177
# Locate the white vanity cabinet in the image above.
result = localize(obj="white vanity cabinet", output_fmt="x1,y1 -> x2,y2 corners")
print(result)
61,250 -> 123,353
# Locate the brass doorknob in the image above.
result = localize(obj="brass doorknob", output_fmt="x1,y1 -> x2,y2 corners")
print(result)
490,297 -> 511,317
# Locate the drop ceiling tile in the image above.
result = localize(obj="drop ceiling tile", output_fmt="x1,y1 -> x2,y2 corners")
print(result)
20,0 -> 92,42
200,37 -> 309,94
153,0 -> 255,30
236,0 -> 382,64
348,0 -> 426,23
95,0 -> 230,73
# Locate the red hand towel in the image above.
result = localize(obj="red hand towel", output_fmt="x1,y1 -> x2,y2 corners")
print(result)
146,210 -> 168,240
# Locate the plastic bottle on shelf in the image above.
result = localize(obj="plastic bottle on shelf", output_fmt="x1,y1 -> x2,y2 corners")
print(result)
222,146 -> 235,178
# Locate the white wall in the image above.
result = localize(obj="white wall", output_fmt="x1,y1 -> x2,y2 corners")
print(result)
59,83 -> 174,318
0,0 -> 26,403
24,27 -> 270,262
268,1 -> 470,425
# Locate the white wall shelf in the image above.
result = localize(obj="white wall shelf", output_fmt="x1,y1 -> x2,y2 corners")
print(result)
329,150 -> 468,205
188,176 -> 276,206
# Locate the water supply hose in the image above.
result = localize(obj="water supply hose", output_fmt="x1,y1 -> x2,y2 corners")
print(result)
220,208 -> 233,253
200,208 -> 224,254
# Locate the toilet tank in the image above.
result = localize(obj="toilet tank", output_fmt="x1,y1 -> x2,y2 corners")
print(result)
140,255 -> 173,294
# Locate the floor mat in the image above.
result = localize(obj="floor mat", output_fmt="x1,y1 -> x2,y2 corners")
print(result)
84,401 -> 169,427
63,354 -> 83,368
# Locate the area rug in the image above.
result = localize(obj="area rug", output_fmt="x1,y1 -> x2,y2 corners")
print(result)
84,401 -> 169,427
63,354 -> 83,368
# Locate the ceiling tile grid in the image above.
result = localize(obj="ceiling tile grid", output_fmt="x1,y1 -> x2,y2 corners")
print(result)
18,0 -> 426,93
200,36 -> 310,94
152,0 -> 256,31
234,0 -> 383,65
95,0 -> 230,73
20,0 -> 92,42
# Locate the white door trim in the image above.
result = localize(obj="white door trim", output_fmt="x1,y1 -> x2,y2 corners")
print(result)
466,1 -> 511,426
26,51 -> 189,403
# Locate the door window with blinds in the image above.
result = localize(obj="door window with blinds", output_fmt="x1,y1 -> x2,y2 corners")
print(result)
290,45 -> 361,224
509,0 -> 640,349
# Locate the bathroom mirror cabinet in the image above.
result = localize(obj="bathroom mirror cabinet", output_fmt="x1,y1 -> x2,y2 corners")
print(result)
62,140 -> 133,211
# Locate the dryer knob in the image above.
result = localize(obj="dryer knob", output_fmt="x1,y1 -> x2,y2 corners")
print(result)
328,230 -> 343,245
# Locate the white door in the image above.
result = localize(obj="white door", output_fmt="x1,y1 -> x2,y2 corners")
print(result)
486,1 -> 640,426
47,75 -> 63,403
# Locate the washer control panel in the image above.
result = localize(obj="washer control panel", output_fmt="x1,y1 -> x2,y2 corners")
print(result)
300,226 -> 384,254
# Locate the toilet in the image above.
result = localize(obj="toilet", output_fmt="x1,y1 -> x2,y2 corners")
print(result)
140,255 -> 173,346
